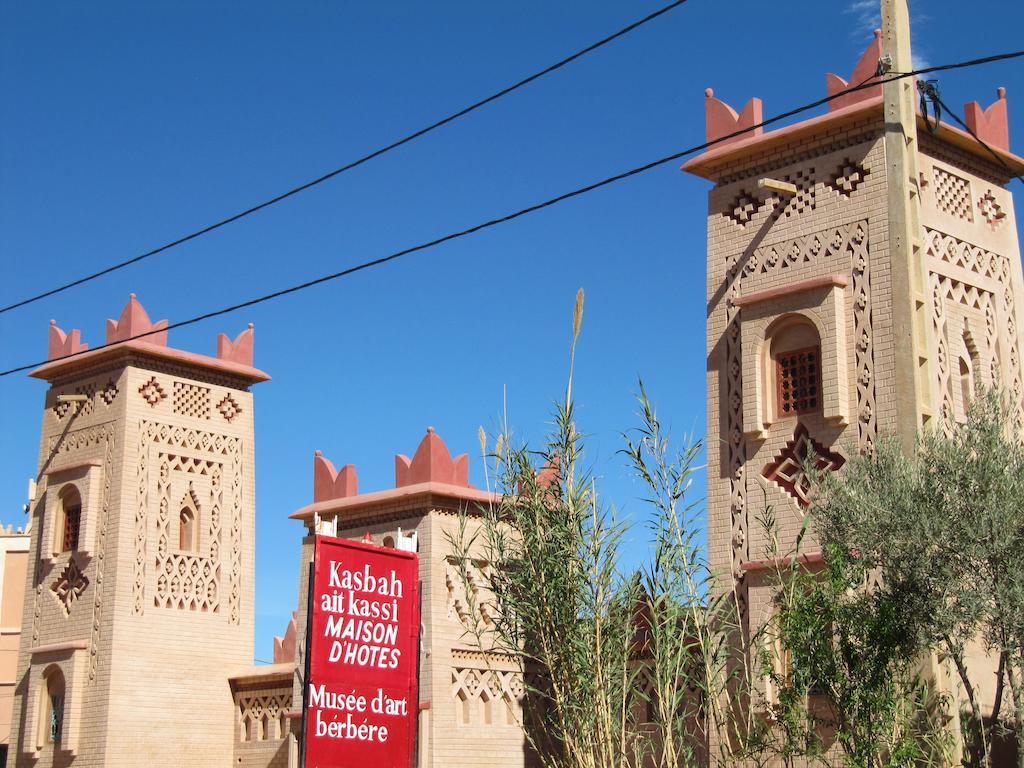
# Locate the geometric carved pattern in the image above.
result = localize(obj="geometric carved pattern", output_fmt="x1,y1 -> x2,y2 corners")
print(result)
173,381 -> 210,420
237,690 -> 291,742
139,376 -> 167,407
850,222 -> 876,451
50,556 -> 89,616
926,228 -> 1023,422
978,189 -> 1006,229
100,380 -> 119,406
761,423 -> 845,508
134,420 -> 242,623
451,667 -> 524,727
75,384 -> 96,416
934,167 -> 973,222
827,159 -> 869,196
724,221 -> 874,613
725,191 -> 759,226
217,394 -> 242,423
38,422 -> 115,682
781,167 -> 815,217
445,557 -> 497,631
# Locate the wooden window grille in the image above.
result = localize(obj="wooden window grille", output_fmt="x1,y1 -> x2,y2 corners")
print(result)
62,504 -> 81,552
776,346 -> 821,416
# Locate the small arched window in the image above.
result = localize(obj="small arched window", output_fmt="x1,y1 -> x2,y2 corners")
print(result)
57,486 -> 81,554
382,536 -> 395,549
179,507 -> 197,552
42,666 -> 65,745
769,318 -> 822,419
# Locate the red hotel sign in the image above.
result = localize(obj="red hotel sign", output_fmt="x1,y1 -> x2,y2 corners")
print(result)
304,536 -> 420,768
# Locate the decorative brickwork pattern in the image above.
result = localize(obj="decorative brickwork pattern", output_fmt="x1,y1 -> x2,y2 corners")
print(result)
761,423 -> 845,508
237,690 -> 291,742
217,393 -> 242,423
781,167 -> 816,217
926,228 -> 1024,421
37,422 -> 115,681
850,223 -> 876,451
725,191 -> 759,226
931,274 -> 956,435
51,557 -> 89,615
827,160 -> 869,196
451,667 -> 524,727
934,166 -> 974,222
173,381 -> 211,419
978,190 -> 1006,228
100,379 -> 118,406
75,383 -> 96,416
134,421 -> 242,623
139,376 -> 167,407
445,557 -> 497,630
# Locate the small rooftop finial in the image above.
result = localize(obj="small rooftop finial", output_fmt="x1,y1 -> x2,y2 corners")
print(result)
703,89 -> 763,146
217,324 -> 255,367
106,294 -> 168,346
48,320 -> 89,360
395,427 -> 470,488
313,453 -> 358,502
825,29 -> 884,112
964,87 -> 1010,152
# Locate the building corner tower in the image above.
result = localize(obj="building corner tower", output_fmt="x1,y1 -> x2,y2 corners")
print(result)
682,18 -> 1024,715
10,295 -> 268,767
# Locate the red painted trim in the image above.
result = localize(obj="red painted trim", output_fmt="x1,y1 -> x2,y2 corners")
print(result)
30,338 -> 271,384
291,481 -> 499,520
733,274 -> 849,308
682,96 -> 1024,180
740,551 -> 823,573
419,701 -> 432,711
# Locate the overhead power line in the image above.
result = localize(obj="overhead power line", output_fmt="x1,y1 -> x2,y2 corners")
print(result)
0,0 -> 693,315
934,95 -> 1024,186
2,50 -> 1022,379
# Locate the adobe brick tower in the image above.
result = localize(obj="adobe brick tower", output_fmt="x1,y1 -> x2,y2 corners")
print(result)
683,23 -> 1024,685
10,296 -> 268,767
289,429 -> 528,768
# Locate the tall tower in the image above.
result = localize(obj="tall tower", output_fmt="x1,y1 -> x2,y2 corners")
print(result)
683,29 -> 1024,645
10,296 -> 268,767
289,428 -> 529,768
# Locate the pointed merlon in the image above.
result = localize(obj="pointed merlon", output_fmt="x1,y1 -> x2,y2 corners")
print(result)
825,29 -> 883,112
106,294 -> 168,346
217,323 -> 255,366
395,427 -> 470,488
704,88 -> 763,147
964,87 -> 1009,153
536,454 -> 560,490
48,320 -> 89,360
272,611 -> 298,664
313,451 -> 358,502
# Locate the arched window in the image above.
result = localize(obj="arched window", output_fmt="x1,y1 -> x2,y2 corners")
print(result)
179,507 -> 197,552
382,536 -> 395,549
57,486 -> 81,554
769,317 -> 822,419
41,666 -> 65,745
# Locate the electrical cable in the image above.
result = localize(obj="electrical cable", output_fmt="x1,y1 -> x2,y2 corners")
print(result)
934,94 -> 1024,186
2,52 -> 1023,379
0,0 -> 693,315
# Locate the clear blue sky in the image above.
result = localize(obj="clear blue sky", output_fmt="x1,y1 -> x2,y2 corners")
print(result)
2,1 -> 1022,660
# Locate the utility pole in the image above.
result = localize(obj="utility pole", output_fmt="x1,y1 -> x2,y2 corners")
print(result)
881,0 -> 937,455
880,5 -> 961,764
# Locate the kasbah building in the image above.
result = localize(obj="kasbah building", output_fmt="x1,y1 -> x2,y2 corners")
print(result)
0,18 -> 1022,768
